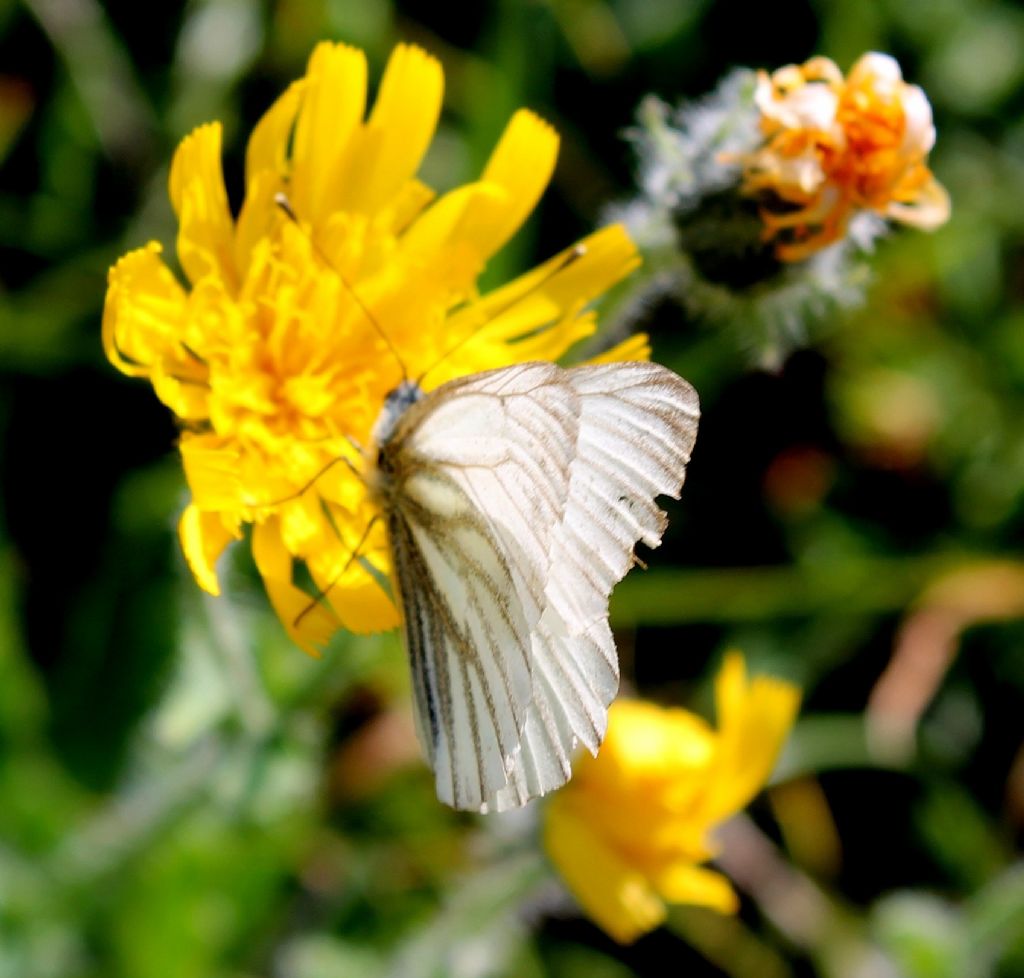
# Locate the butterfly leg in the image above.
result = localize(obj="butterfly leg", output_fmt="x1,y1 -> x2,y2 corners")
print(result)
293,514 -> 381,630
256,453 -> 366,511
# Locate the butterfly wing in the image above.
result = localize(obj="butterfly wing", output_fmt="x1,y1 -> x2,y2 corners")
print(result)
384,360 -> 699,813
485,361 -> 700,811
384,362 -> 581,810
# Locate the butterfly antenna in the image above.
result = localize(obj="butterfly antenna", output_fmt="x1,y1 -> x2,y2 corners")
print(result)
416,242 -> 588,387
275,193 -> 409,382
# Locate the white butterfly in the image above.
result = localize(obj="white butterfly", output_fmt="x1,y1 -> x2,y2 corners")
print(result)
366,359 -> 699,812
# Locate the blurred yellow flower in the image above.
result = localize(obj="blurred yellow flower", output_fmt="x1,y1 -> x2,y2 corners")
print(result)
740,53 -> 950,261
103,43 -> 640,652
544,651 -> 800,943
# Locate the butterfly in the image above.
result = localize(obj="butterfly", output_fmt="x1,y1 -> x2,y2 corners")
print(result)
366,359 -> 699,812
271,193 -> 698,811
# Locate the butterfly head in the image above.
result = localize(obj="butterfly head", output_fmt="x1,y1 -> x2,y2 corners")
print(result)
372,380 -> 425,447
367,380 -> 425,502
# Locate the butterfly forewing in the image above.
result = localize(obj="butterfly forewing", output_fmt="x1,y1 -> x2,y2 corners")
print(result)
380,363 -> 581,811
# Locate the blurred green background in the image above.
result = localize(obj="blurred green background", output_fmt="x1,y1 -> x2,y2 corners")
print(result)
1,0 -> 1023,976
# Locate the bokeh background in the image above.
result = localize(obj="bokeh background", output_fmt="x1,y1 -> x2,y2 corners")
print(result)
2,1 -> 1023,976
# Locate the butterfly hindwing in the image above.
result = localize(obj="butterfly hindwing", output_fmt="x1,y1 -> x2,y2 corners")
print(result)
387,471 -> 529,810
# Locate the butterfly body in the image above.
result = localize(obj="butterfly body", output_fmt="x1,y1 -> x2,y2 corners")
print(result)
366,361 -> 699,813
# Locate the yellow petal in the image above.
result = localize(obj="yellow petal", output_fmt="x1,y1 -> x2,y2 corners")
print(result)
467,109 -> 560,262
102,243 -> 207,417
245,79 -> 303,186
399,180 -> 504,268
294,509 -> 400,634
234,80 -> 305,274
494,312 -> 596,365
387,178 -> 436,234
290,42 -> 367,223
311,554 -> 400,634
597,699 -> 716,780
150,358 -> 209,421
402,113 -> 559,272
179,436 -> 243,511
459,225 -> 638,340
234,169 -> 283,278
587,332 -> 652,365
545,795 -> 667,944
567,700 -> 718,860
337,44 -> 443,217
168,123 -> 237,288
328,572 -> 400,634
251,518 -> 338,656
104,243 -> 186,373
651,862 -> 739,914
427,225 -> 639,384
702,651 -> 801,824
178,504 -> 239,596
276,488 -> 335,556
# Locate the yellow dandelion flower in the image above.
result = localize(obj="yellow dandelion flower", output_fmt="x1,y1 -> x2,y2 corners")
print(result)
740,52 -> 950,261
544,651 -> 800,944
103,43 -> 640,652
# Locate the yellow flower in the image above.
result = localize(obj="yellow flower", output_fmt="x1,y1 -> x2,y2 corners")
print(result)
103,43 -> 640,652
740,53 -> 950,261
544,651 -> 800,944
